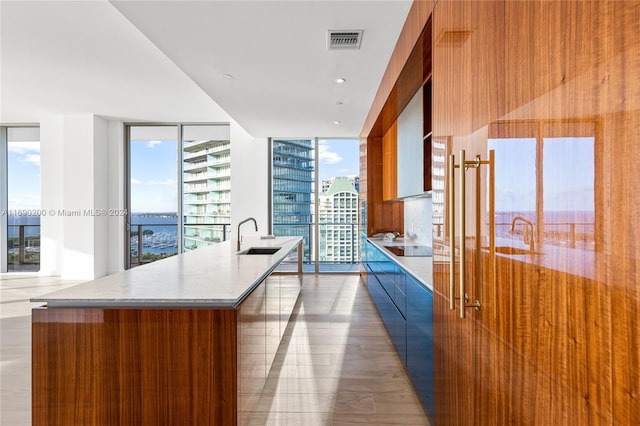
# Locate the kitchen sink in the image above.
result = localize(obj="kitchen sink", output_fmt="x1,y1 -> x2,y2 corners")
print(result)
486,246 -> 544,255
238,247 -> 281,255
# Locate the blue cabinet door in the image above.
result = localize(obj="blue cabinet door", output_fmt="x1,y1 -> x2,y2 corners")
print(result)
393,267 -> 407,317
367,267 -> 406,362
406,274 -> 434,417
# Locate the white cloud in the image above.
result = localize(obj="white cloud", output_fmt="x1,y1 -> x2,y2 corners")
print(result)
23,154 -> 41,166
8,142 -> 40,154
318,143 -> 342,164
131,178 -> 141,185
147,140 -> 162,148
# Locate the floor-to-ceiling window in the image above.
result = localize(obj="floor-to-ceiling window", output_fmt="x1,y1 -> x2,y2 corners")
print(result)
271,139 -> 315,264
126,123 -> 230,268
270,137 -> 360,273
2,126 -> 41,273
182,125 -> 231,250
317,138 -> 360,272
127,125 -> 179,267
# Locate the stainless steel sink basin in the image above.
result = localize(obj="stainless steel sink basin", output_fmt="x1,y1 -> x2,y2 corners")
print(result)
486,246 -> 544,255
238,247 -> 281,255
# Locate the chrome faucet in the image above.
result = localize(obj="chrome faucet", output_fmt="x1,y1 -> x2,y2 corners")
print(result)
237,217 -> 258,251
510,216 -> 535,252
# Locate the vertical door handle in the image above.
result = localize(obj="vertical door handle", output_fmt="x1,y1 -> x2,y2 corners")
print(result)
449,149 -> 488,319
448,153 -> 456,311
458,150 -> 467,318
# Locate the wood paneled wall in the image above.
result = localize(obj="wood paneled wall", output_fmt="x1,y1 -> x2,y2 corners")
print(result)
360,1 -> 434,236
431,1 -> 640,425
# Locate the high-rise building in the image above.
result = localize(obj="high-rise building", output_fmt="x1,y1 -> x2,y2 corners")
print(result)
183,138 -> 231,250
271,139 -> 314,261
318,177 -> 359,263
321,175 -> 360,194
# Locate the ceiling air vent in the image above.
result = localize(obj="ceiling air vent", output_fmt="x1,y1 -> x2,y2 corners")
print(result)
327,30 -> 363,50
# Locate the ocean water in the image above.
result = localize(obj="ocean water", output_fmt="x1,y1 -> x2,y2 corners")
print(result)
130,214 -> 178,255
7,214 -> 180,255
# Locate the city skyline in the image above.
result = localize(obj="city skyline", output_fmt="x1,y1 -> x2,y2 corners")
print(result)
129,138 -> 360,213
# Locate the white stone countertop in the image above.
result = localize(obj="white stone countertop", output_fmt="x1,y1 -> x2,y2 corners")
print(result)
31,237 -> 302,308
367,237 -> 433,291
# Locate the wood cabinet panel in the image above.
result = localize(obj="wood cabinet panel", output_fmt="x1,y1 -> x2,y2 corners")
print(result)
432,1 -> 640,425
362,3 -> 434,234
382,121 -> 398,200
366,136 -> 383,205
361,0 -> 435,139
32,307 -> 238,426
368,200 -> 404,236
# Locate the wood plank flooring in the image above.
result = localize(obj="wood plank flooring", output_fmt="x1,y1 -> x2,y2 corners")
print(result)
1,273 -> 430,426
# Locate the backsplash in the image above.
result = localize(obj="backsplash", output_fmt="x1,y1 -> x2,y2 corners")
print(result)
404,196 -> 433,247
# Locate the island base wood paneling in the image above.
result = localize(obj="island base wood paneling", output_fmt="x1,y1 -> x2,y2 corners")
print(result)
32,307 -> 238,426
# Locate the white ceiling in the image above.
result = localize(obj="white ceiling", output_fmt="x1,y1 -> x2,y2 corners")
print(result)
1,0 -> 412,138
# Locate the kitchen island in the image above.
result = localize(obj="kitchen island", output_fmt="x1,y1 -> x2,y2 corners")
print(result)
31,236 -> 303,426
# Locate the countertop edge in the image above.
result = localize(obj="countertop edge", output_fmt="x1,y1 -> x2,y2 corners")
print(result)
31,237 -> 302,309
367,238 -> 434,291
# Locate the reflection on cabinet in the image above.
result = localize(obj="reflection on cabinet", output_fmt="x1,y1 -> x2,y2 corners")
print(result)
431,137 -> 446,239
364,241 -> 434,417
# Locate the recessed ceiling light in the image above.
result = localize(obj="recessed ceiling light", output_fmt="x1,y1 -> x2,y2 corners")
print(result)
333,121 -> 342,125
335,78 -> 346,84
221,74 -> 234,79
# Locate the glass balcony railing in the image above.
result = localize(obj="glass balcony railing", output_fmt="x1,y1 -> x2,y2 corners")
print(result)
273,222 -> 362,272
129,224 -> 179,266
183,223 -> 231,251
7,225 -> 41,272
129,223 -> 231,266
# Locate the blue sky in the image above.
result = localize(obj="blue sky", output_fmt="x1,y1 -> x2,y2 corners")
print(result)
488,137 -> 594,212
130,140 -> 177,213
317,139 -> 359,182
7,142 -> 41,211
